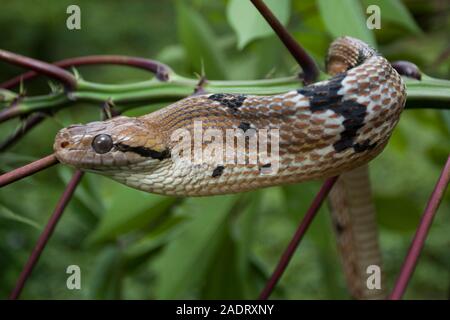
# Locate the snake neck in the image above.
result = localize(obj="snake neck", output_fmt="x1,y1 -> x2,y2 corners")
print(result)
326,36 -> 377,76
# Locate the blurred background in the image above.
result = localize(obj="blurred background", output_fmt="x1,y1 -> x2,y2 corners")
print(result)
0,0 -> 449,299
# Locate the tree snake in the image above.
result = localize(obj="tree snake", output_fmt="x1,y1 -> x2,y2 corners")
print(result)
53,37 -> 406,299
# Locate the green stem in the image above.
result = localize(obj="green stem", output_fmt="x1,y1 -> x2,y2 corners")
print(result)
1,72 -> 449,118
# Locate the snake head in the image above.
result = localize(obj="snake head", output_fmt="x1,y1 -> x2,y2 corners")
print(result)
54,116 -> 169,173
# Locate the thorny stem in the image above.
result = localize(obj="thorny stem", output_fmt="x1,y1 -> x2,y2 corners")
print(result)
0,55 -> 172,89
0,154 -> 58,187
0,49 -> 77,90
259,176 -> 339,299
1,73 -> 447,125
250,0 -> 319,84
9,170 -> 84,300
389,155 -> 450,300
0,113 -> 47,152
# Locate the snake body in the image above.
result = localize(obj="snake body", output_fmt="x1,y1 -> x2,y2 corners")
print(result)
54,37 -> 405,196
54,37 -> 406,298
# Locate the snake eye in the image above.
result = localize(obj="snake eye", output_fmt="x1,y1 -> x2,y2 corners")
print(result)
92,134 -> 113,154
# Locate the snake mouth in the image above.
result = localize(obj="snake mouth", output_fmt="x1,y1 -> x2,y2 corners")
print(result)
53,128 -> 99,169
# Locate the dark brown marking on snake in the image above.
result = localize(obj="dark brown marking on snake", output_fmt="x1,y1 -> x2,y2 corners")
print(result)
353,139 -> 377,153
208,93 -> 246,111
115,143 -> 170,160
334,221 -> 345,234
258,163 -> 272,172
355,48 -> 369,67
238,122 -> 251,132
298,72 -> 373,153
212,165 -> 224,178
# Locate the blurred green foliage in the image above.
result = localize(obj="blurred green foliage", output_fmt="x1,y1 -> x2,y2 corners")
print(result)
0,0 -> 449,299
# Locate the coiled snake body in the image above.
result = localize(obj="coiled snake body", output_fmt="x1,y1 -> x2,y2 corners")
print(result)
54,37 -> 406,298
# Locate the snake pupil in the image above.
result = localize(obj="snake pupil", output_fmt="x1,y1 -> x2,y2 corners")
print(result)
92,134 -> 113,154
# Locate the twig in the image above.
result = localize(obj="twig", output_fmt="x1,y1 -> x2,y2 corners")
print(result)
0,154 -> 58,187
389,155 -> 450,300
392,61 -> 421,80
0,100 -> 23,124
101,99 -> 121,120
0,49 -> 77,90
259,176 -> 339,299
9,170 -> 84,299
0,113 -> 47,152
250,0 -> 319,84
0,55 -> 172,89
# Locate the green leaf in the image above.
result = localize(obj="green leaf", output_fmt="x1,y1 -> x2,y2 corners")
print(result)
201,192 -> 263,299
361,0 -> 422,35
227,0 -> 291,50
153,195 -> 238,298
0,204 -> 40,229
200,225 -> 245,299
125,214 -> 187,261
86,184 -> 176,244
376,195 -> 422,232
58,167 -> 104,218
440,110 -> 450,135
176,0 -> 228,79
85,246 -> 123,299
317,0 -> 376,47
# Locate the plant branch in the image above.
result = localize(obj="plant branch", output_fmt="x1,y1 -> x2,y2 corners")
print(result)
0,49 -> 77,90
1,74 -> 447,124
389,155 -> 450,300
0,55 -> 172,89
259,176 -> 338,299
0,154 -> 58,187
9,170 -> 84,300
250,0 -> 319,84
0,113 -> 48,152
392,61 -> 421,80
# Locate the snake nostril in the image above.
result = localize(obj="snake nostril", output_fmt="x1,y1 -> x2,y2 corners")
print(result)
60,141 -> 70,149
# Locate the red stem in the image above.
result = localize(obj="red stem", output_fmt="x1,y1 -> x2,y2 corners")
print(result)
0,113 -> 47,152
250,0 -> 319,84
0,154 -> 59,187
259,176 -> 338,299
0,55 -> 172,89
0,49 -> 77,90
389,155 -> 450,300
9,170 -> 84,299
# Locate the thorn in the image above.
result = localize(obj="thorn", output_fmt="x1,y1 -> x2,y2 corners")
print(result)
193,74 -> 208,96
101,98 -> 119,120
200,59 -> 206,79
71,67 -> 82,80
19,77 -> 26,96
47,80 -> 62,93
0,89 -> 18,103
264,67 -> 277,79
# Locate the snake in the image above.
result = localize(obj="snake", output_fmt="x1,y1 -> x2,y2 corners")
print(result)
53,37 -> 406,299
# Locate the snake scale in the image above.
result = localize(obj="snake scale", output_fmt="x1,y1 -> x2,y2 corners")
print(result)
54,37 -> 406,299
